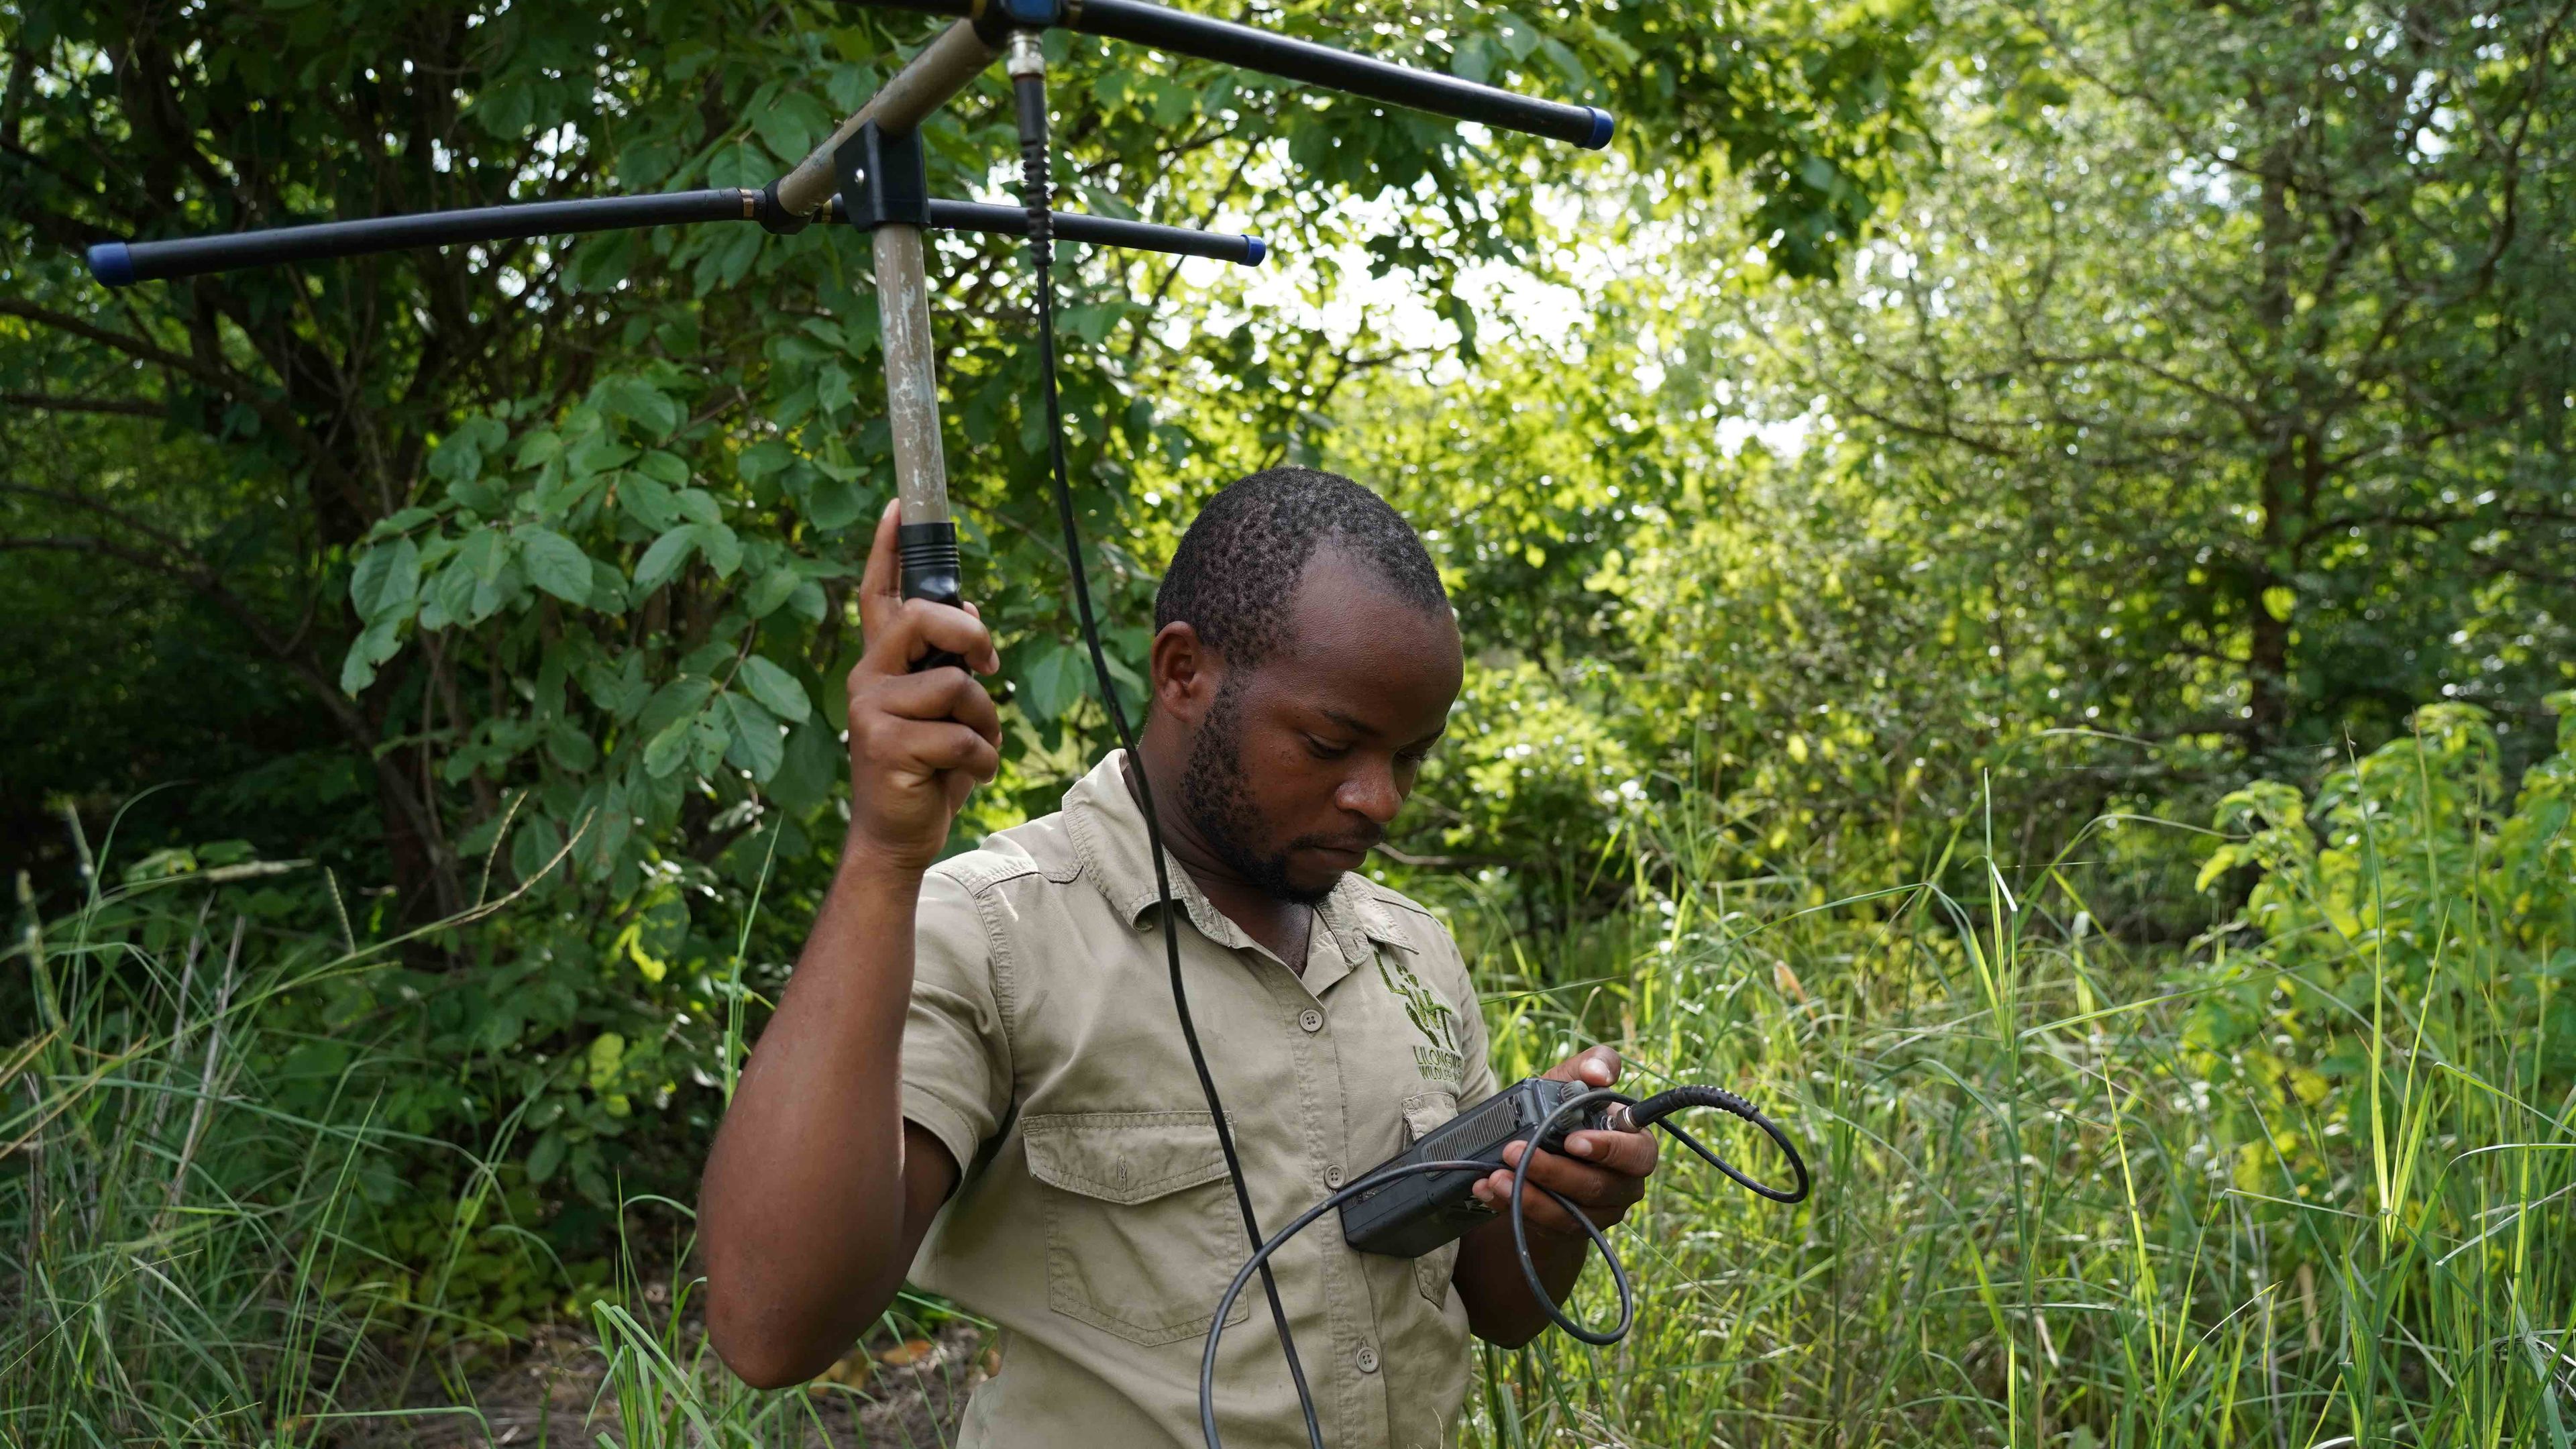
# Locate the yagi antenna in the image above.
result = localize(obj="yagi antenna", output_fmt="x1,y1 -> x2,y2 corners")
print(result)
84,0 -> 1609,614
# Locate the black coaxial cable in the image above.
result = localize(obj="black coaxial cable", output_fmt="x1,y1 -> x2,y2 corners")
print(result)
1004,28 -> 1330,1449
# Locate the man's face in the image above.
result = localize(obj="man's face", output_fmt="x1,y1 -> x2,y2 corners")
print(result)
1179,550 -> 1464,904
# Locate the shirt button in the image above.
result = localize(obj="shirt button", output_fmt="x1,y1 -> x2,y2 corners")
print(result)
1297,1008 -> 1324,1033
1355,1344 -> 1379,1374
1324,1163 -> 1346,1189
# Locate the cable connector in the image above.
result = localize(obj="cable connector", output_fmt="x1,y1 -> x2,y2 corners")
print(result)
1008,32 -> 1053,264
1004,28 -> 1048,79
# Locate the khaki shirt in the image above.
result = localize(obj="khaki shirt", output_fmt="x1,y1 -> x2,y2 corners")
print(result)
901,750 -> 1499,1449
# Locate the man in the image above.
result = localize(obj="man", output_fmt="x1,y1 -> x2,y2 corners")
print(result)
700,467 -> 1662,1448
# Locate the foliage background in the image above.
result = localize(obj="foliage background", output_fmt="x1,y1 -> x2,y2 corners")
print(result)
3,0 -> 2573,1443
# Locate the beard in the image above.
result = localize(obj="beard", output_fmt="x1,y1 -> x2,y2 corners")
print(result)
1179,676 -> 1336,906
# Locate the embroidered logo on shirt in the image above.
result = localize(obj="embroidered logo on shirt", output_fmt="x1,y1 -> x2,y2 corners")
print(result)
1376,954 -> 1466,1087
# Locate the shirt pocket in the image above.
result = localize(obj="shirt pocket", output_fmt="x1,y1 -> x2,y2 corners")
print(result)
1022,1110 -> 1254,1346
1399,1090 -> 1465,1307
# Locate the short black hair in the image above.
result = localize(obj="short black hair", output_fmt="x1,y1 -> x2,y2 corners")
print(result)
1155,466 -> 1449,668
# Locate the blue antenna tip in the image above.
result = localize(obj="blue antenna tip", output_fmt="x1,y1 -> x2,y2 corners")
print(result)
1243,237 -> 1267,266
87,241 -> 136,287
1583,107 -> 1615,150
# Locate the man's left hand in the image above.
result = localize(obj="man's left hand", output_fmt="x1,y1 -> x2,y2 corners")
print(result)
1468,1046 -> 1660,1238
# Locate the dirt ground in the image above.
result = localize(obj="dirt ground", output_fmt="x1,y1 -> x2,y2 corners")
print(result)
345,1316 -> 989,1448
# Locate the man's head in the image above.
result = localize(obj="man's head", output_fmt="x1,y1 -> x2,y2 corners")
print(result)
1146,466 -> 1463,905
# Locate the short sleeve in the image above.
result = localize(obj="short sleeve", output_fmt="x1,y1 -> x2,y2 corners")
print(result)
901,866 -> 1014,1181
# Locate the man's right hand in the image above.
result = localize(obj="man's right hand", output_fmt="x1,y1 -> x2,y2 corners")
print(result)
844,500 -> 1004,873
701,498 -> 988,1389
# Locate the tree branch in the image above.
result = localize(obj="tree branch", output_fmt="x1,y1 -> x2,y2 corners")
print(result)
0,392 -> 163,417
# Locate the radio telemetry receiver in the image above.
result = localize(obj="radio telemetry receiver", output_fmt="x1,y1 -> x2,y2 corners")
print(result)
1342,1077 -> 1616,1258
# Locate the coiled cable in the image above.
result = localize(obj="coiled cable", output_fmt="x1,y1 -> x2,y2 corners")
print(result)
1199,1085 -> 1809,1446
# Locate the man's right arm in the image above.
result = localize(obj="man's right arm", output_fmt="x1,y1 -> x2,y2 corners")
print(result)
699,502 -> 1004,1390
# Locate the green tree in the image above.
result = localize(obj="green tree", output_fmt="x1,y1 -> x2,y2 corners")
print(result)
1741,0 -> 2576,769
0,0 -> 1931,1272
1,0 -> 1928,922
1279,0 -> 2576,931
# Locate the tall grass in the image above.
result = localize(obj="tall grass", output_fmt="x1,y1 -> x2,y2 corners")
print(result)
5,855 -> 429,1443
7,708 -> 2569,1446
1464,714 -> 2575,1447
1,820 -> 969,1448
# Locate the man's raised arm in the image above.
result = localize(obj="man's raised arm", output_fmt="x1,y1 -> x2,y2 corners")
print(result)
699,500 -> 1002,1389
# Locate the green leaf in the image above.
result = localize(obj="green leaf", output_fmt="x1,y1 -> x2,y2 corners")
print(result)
637,674 -> 716,737
510,811 -> 565,886
517,527 -> 592,605
814,361 -> 853,414
476,1006 -> 525,1054
600,376 -> 682,439
633,449 -> 690,486
587,558 -> 630,614
428,416 -> 506,485
1453,33 -> 1492,85
1020,643 -> 1088,721
631,892 -> 688,969
738,440 -> 796,482
470,76 -> 535,140
525,1129 -> 566,1185
545,720 -> 596,769
569,433 -> 639,478
582,654 -> 651,720
690,711 -> 731,775
771,720 -> 841,812
619,472 -> 680,532
573,1148 -> 614,1208
694,521 -> 743,578
745,566 -> 801,619
586,1031 -> 627,1092
515,429 -> 564,468
673,488 -> 723,527
751,89 -> 833,168
468,557 -> 519,623
722,694 -> 786,782
787,578 -> 828,623
633,527 -> 700,592
350,537 -> 421,621
2196,844 -> 2242,894
1536,36 -> 1587,89
800,468 -> 870,530
737,655 -> 812,722
366,506 -> 438,541
425,561 -> 476,632
1064,305 -> 1122,345
338,616 -> 404,694
642,712 -> 698,777
458,526 -> 508,584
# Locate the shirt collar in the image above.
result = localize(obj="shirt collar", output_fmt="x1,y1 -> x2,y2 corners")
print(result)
1061,750 -> 1415,967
